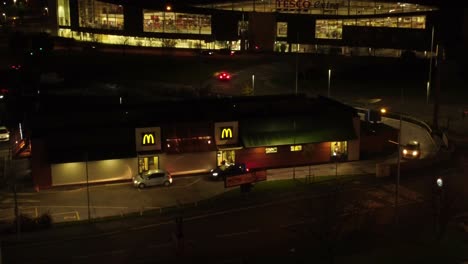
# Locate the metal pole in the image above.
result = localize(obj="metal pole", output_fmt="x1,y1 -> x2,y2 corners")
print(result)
86,152 -> 91,222
335,159 -> 338,180
295,32 -> 299,95
328,69 -> 331,97
14,184 -> 20,240
252,74 -> 255,95
427,25 -> 435,104
395,114 -> 402,225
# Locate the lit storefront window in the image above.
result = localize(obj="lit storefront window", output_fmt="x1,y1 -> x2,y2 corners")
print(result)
143,10 -> 211,35
331,141 -> 347,157
316,16 -> 426,39
166,136 -> 213,153
57,0 -> 71,26
290,145 -> 302,152
265,147 -> 277,154
69,31 -> 237,50
78,0 -> 124,30
196,1 -> 435,16
277,22 -> 287,37
315,20 -> 343,39
343,16 -> 425,29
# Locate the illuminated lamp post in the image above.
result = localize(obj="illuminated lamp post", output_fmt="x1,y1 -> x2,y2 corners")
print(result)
252,74 -> 255,95
332,143 -> 341,181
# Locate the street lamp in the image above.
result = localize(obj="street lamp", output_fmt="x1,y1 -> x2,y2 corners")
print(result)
427,25 -> 435,104
251,74 -> 255,95
395,113 -> 402,225
332,143 -> 341,182
386,112 -> 403,225
328,68 -> 331,97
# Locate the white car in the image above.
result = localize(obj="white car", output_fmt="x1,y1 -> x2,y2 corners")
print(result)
0,126 -> 10,142
133,169 -> 172,188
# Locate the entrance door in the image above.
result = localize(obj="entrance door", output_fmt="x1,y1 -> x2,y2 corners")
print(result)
138,155 -> 159,174
217,150 -> 235,167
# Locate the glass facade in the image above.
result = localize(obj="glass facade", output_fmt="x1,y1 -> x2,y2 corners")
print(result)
277,22 -> 287,37
57,0 -> 71,26
78,0 -> 124,30
315,20 -> 342,39
198,1 -> 434,15
165,136 -> 214,154
143,10 -> 211,34
316,16 -> 426,39
60,29 -> 238,50
55,0 -> 435,57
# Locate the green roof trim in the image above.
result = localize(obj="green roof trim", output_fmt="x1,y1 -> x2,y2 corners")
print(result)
240,115 -> 356,148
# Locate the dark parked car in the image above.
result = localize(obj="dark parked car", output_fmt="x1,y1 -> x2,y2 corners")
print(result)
210,163 -> 248,181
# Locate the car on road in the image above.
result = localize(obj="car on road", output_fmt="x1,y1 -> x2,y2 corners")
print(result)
218,48 -> 235,56
210,163 -> 248,181
133,169 -> 172,188
402,140 -> 420,159
199,49 -> 214,56
217,71 -> 231,81
0,126 -> 10,142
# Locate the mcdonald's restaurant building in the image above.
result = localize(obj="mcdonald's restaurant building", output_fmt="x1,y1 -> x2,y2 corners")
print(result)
31,95 -> 361,189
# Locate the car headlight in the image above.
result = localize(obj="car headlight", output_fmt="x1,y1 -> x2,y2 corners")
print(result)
134,180 -> 138,184
212,172 -> 218,177
412,151 -> 418,156
403,149 -> 408,155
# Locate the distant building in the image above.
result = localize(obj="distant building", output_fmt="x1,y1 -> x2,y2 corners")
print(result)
32,94 -> 371,189
47,0 -> 440,57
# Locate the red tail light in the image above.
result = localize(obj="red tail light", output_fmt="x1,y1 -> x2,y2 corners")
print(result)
246,168 -> 250,172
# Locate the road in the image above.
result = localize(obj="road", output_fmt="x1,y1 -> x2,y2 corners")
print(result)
0,160 -> 379,224
2,175 -> 435,263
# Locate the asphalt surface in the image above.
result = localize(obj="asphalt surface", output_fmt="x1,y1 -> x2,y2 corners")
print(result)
0,43 -> 466,263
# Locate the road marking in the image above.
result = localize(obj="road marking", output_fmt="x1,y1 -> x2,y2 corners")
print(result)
1,198 -> 40,204
130,220 -> 173,231
216,229 -> 259,238
148,242 -> 173,249
30,205 -> 128,209
52,211 -> 80,221
280,221 -> 306,228
73,249 -> 126,259
183,177 -> 201,187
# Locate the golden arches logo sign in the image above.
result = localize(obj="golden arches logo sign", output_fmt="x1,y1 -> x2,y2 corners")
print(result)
142,132 -> 156,146
220,127 -> 233,140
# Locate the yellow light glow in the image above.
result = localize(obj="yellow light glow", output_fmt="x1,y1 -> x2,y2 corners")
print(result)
380,108 -> 387,114
166,5 -> 172,11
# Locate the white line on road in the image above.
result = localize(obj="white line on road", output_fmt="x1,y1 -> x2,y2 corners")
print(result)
216,229 -> 260,238
29,205 -> 128,209
73,249 -> 126,259
130,220 -> 174,231
280,221 -> 306,228
148,242 -> 173,249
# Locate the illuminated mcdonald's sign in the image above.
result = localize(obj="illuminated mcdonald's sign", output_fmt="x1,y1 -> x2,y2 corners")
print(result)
220,127 -> 233,140
142,132 -> 156,146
